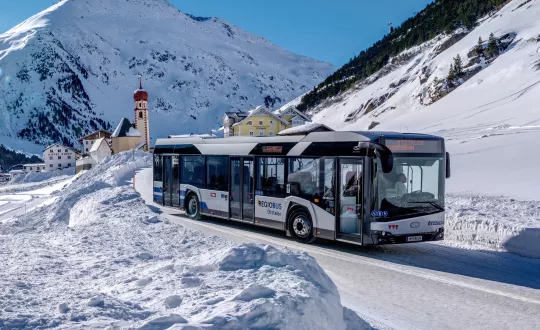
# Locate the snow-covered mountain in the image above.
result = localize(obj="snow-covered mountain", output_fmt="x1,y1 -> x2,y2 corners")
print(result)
313,0 -> 540,200
0,0 -> 334,152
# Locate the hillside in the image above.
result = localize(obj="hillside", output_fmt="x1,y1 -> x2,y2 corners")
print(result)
312,0 -> 540,200
297,0 -> 510,112
0,0 -> 334,153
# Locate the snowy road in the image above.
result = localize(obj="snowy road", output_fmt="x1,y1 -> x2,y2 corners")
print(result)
135,168 -> 540,330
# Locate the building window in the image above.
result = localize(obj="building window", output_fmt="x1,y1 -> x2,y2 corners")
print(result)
259,131 -> 264,136
50,164 -> 53,168
68,156 -> 71,159
49,156 -> 53,160
206,156 -> 229,191
58,164 -> 61,167
249,131 -> 254,136
68,163 -> 71,167
181,155 -> 205,187
246,121 -> 252,125
58,150 -> 61,153
139,112 -> 143,119
269,131 -> 274,136
259,120 -> 263,125
257,157 -> 285,197
85,148 -> 88,152
65,149 -> 68,152
270,120 -> 274,126
49,150 -> 53,153
58,156 -> 62,160
30,167 -> 33,171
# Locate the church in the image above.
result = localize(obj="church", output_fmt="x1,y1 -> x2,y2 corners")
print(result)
75,78 -> 150,173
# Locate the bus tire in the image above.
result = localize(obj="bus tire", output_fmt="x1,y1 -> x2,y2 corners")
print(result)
288,208 -> 315,244
185,193 -> 201,220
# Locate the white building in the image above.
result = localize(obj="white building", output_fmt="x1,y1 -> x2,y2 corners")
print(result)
89,138 -> 112,163
23,164 -> 46,173
77,130 -> 112,154
43,144 -> 78,172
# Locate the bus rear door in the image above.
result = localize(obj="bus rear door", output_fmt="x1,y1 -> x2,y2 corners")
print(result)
336,158 -> 364,243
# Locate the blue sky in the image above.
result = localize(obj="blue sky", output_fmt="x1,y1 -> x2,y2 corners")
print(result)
0,0 -> 433,66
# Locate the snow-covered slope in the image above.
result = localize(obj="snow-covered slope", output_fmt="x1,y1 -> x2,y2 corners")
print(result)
0,152 -> 369,329
0,0 -> 334,152
313,0 -> 540,200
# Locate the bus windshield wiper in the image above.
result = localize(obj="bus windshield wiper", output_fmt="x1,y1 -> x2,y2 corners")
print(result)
407,201 -> 444,212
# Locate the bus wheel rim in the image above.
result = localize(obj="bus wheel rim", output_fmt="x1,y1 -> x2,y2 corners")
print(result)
293,215 -> 310,237
188,197 -> 198,215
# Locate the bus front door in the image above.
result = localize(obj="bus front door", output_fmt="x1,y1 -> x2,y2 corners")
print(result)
163,156 -> 172,206
229,157 -> 254,222
338,158 -> 363,237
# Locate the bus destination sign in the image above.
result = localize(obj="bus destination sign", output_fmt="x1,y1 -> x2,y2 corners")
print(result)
262,146 -> 283,154
384,139 -> 442,154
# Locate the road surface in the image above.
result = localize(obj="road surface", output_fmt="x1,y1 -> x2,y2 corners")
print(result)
135,168 -> 540,330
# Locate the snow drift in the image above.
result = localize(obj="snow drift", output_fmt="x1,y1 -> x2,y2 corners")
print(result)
7,167 -> 74,185
0,152 -> 367,329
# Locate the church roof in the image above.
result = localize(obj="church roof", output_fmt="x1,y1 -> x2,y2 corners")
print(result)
134,78 -> 148,101
89,138 -> 112,153
112,118 -> 141,138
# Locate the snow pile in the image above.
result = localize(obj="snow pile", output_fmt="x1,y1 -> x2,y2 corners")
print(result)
0,152 -> 363,329
7,167 -> 74,185
444,193 -> 540,253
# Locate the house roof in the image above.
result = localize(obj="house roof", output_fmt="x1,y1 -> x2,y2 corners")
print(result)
77,130 -> 112,142
278,122 -> 334,136
244,106 -> 289,125
222,111 -> 249,123
43,143 -> 79,153
23,163 -> 45,167
279,105 -> 311,122
89,138 -> 112,153
112,118 -> 141,138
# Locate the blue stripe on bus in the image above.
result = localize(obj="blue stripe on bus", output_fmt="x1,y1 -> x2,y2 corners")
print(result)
153,194 -> 162,202
200,201 -> 208,210
153,187 -> 161,193
179,190 -> 186,197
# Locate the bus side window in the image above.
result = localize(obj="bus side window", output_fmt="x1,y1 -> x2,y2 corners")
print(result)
256,157 -> 285,198
288,158 -> 319,200
181,156 -> 205,188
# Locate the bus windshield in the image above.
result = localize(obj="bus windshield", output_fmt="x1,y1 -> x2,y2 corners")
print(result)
374,156 -> 445,220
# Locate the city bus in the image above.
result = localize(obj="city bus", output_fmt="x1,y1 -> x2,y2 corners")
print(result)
152,130 -> 450,245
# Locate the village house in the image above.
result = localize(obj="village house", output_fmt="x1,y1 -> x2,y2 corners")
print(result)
23,164 -> 46,173
77,130 -> 112,154
222,105 -> 312,137
43,144 -> 78,172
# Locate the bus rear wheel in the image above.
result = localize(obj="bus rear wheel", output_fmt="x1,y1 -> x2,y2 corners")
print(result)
186,193 -> 201,220
288,209 -> 315,244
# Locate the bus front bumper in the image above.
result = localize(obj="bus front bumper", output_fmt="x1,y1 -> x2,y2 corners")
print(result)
371,227 -> 444,244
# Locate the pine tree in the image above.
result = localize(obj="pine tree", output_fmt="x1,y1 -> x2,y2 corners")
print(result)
476,37 -> 484,56
448,63 -> 455,80
486,33 -> 499,58
453,54 -> 464,77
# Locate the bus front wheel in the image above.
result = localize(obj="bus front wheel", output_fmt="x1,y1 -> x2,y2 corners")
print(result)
186,193 -> 201,220
288,209 -> 315,244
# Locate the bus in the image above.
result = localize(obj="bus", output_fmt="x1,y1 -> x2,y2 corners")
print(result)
152,130 -> 450,245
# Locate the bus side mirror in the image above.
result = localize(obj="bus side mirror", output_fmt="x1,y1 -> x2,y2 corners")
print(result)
358,142 -> 393,173
446,152 -> 451,179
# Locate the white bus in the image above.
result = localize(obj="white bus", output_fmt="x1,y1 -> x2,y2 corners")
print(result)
152,131 -> 450,245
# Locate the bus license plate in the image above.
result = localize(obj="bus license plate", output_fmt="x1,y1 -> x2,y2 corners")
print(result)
407,236 -> 423,242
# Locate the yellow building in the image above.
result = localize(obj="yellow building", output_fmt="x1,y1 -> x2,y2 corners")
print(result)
222,105 -> 312,137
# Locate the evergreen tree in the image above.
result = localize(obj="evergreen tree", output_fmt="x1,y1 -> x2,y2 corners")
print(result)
476,37 -> 484,56
486,33 -> 499,57
453,54 -> 464,77
448,63 -> 455,80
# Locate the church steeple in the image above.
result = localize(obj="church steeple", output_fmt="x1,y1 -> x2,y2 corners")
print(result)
134,76 -> 150,151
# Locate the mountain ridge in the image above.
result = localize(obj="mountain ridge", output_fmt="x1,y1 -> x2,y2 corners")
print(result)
0,0 -> 334,151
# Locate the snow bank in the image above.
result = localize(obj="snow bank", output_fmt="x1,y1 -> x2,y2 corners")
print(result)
444,193 -> 540,257
7,167 -> 74,185
0,151 -> 363,329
